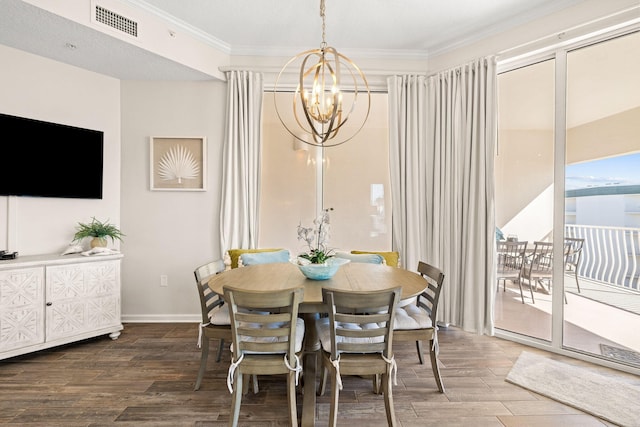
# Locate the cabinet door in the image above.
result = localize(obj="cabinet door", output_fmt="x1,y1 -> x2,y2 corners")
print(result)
0,267 -> 45,352
46,260 -> 120,341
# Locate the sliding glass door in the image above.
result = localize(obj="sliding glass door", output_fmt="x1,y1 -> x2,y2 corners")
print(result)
495,28 -> 640,371
563,31 -> 640,367
494,59 -> 555,342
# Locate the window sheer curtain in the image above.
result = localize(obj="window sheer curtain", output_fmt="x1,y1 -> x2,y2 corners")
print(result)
219,70 -> 264,256
387,57 -> 497,334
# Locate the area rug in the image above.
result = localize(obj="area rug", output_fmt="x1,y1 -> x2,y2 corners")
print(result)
601,344 -> 640,365
506,351 -> 640,427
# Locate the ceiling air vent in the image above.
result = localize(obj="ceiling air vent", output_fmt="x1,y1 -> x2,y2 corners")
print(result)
95,5 -> 138,37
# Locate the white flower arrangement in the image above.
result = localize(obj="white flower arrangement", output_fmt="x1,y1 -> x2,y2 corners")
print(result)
296,208 -> 334,264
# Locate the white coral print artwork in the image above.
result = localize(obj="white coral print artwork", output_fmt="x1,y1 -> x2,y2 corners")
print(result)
157,144 -> 200,184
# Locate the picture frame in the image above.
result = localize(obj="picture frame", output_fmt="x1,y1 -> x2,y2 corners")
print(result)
150,136 -> 206,191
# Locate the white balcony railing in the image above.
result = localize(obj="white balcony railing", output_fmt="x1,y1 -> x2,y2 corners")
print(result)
565,224 -> 640,291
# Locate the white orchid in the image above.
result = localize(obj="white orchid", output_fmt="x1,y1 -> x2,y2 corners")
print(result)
297,208 -> 334,264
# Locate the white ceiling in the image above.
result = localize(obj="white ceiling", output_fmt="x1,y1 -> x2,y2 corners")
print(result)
135,0 -> 581,57
0,0 -> 586,81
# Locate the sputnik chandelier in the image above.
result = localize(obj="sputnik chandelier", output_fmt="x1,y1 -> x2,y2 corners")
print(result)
274,0 -> 370,147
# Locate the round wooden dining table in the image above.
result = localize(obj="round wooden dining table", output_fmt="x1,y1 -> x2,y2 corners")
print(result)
208,261 -> 428,427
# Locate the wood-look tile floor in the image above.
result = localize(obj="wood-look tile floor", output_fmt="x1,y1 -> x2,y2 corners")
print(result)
0,323 -> 618,426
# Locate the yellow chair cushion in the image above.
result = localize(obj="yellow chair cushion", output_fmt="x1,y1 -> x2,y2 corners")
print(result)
227,248 -> 283,269
351,250 -> 400,268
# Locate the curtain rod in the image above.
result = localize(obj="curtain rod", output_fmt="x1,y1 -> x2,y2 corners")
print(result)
497,5 -> 640,61
218,65 -> 427,77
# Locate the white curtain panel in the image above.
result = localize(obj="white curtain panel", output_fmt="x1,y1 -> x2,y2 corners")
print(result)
219,70 -> 264,255
388,57 -> 497,334
388,75 -> 429,275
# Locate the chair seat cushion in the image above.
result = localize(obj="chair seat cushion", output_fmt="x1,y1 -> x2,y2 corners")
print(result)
393,304 -> 433,330
316,317 -> 385,353
208,304 -> 271,326
208,304 -> 231,325
239,249 -> 290,267
238,317 -> 306,353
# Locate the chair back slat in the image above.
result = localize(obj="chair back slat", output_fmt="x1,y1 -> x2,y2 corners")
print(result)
339,342 -> 387,353
242,341 -> 291,353
338,326 -> 389,339
236,312 -> 290,324
238,326 -> 290,338
334,312 -> 390,324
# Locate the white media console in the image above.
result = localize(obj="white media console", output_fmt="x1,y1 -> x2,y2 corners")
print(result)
0,252 -> 123,360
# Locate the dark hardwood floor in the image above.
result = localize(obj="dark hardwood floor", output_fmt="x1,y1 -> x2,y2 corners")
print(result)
0,323 -> 615,426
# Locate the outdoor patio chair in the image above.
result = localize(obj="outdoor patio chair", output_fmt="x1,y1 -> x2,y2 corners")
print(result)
564,237 -> 585,293
520,241 -> 554,304
497,240 -> 529,303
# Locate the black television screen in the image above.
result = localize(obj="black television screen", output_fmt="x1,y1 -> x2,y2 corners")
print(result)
0,113 -> 104,199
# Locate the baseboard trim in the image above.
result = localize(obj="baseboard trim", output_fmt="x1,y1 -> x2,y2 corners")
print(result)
121,314 -> 200,323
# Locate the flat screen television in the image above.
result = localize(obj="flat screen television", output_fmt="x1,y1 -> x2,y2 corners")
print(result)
0,113 -> 104,199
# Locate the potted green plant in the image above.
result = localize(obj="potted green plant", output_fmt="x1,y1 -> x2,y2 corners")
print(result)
73,217 -> 125,248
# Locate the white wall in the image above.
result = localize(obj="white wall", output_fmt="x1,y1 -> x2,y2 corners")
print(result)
0,45 -> 121,255
0,45 -> 226,323
119,80 -> 226,321
577,196 -> 627,226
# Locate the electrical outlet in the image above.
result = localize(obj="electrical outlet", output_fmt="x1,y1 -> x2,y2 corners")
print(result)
160,275 -> 168,287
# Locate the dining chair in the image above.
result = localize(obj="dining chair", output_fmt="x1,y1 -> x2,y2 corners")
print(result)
317,287 -> 401,427
224,286 -> 305,427
520,241 -> 554,304
564,237 -> 585,293
194,259 -> 232,391
496,240 -> 530,303
393,261 -> 446,392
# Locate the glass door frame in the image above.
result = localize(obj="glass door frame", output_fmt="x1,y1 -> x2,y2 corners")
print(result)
494,22 -> 640,376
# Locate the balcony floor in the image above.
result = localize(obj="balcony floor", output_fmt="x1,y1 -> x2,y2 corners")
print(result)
494,275 -> 640,366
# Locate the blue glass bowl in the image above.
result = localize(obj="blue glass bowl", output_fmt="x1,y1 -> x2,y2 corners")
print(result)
293,257 -> 350,280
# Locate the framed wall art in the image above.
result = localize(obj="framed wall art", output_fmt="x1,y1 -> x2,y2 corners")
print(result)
150,137 -> 206,191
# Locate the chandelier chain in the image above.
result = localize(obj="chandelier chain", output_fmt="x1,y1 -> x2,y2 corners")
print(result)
320,0 -> 326,48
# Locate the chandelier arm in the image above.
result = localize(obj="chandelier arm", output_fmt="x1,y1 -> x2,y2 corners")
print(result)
321,60 -> 361,135
299,54 -> 327,141
274,48 -> 325,139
